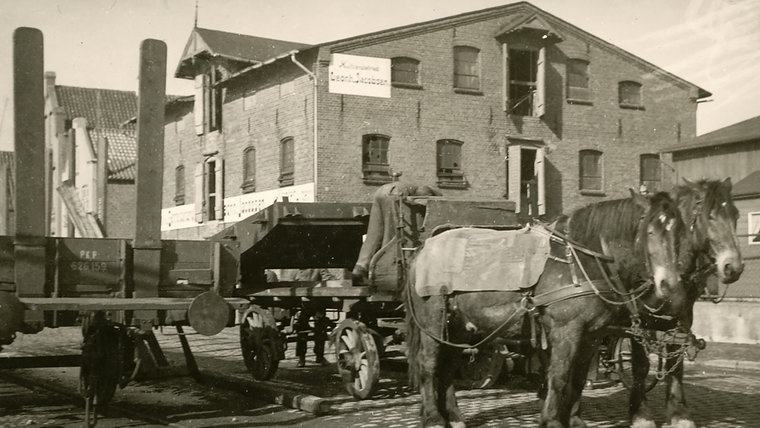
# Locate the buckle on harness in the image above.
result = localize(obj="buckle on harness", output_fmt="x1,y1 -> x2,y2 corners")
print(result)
520,295 -> 536,312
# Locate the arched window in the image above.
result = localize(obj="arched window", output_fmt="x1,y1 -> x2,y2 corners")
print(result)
279,137 -> 294,187
391,57 -> 421,87
453,46 -> 480,91
579,149 -> 603,192
618,81 -> 643,109
567,58 -> 591,101
362,134 -> 391,183
174,165 -> 185,205
242,146 -> 256,193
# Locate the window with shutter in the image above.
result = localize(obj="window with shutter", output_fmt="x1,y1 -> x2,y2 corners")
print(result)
507,49 -> 539,116
567,58 -> 591,102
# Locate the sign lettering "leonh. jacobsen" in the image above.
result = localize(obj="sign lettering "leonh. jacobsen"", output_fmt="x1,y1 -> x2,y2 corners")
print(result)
328,53 -> 391,98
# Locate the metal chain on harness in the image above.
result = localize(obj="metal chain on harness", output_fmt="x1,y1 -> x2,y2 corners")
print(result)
626,319 -> 698,380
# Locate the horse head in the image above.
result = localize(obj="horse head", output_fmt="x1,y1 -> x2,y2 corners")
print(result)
679,178 -> 744,284
631,190 -> 688,312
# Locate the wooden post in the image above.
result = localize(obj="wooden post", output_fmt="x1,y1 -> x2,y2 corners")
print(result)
13,28 -> 46,330
131,39 -> 167,329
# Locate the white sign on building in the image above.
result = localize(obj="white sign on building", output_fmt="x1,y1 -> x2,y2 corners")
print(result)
328,53 -> 391,98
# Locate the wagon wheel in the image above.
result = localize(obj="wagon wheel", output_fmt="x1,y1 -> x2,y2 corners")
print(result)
608,336 -> 660,392
334,318 -> 380,399
455,345 -> 504,389
240,307 -> 281,381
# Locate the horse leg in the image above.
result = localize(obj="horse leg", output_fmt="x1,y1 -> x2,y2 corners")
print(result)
629,341 -> 656,428
417,331 -> 448,428
440,347 -> 466,428
540,326 -> 581,428
665,346 -> 695,428
567,335 -> 596,428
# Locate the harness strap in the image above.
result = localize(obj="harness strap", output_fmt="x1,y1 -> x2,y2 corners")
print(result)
530,280 -> 615,307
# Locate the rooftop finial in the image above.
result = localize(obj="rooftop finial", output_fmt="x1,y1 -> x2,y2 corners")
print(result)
194,0 -> 199,28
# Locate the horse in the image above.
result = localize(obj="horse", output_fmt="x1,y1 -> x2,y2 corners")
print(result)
405,191 -> 688,428
624,178 -> 744,428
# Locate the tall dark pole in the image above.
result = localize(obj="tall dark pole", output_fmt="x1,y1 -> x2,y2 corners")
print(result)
132,39 -> 167,328
13,27 -> 46,331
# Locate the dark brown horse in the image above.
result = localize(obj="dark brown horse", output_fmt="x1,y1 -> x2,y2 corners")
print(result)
625,178 -> 744,428
405,191 -> 688,428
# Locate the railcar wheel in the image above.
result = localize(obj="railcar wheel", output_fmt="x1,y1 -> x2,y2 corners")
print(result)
608,336 -> 660,392
455,345 -> 504,389
240,307 -> 281,381
335,318 -> 380,399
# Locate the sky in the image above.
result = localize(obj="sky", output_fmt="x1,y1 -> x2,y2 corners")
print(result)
0,0 -> 758,151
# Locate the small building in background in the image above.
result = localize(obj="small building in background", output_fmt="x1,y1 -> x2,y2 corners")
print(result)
664,115 -> 760,299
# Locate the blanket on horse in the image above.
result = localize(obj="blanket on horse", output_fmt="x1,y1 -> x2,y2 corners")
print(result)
414,226 -> 551,297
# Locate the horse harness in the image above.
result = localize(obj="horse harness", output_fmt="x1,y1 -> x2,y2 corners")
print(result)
408,224 -> 658,352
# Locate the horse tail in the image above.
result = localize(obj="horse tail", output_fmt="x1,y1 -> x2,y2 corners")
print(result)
404,250 -> 421,391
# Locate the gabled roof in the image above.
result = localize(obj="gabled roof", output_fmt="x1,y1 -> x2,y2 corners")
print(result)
663,116 -> 760,153
732,170 -> 760,199
55,86 -> 137,129
90,128 -> 137,181
175,27 -> 312,79
495,12 -> 564,40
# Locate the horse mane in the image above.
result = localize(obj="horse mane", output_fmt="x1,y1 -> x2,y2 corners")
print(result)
567,197 -> 643,250
673,179 -> 737,222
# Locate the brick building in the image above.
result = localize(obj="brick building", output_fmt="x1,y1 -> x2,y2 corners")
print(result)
161,2 -> 709,239
43,72 -> 139,238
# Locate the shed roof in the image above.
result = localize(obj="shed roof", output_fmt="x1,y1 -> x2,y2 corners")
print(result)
663,116 -> 760,153
732,170 -> 760,199
89,128 -> 137,181
55,86 -> 138,129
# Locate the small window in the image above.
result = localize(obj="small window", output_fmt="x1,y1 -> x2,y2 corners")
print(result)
579,150 -> 603,192
206,159 -> 217,220
639,154 -> 661,192
242,147 -> 256,193
436,139 -> 465,188
391,57 -> 421,87
362,134 -> 391,183
174,165 -> 185,205
749,212 -> 760,246
454,46 -> 480,92
619,81 -> 643,109
279,137 -> 294,187
567,58 -> 591,102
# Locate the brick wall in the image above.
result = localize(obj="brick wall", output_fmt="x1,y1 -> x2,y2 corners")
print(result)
162,7 -> 701,234
105,181 -> 135,238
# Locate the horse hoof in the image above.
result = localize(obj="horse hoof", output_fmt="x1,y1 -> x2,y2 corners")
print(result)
569,416 -> 588,428
450,422 -> 467,428
671,418 -> 696,428
631,418 -> 656,428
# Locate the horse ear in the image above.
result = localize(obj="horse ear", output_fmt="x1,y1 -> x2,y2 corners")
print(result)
630,188 -> 649,209
722,177 -> 732,189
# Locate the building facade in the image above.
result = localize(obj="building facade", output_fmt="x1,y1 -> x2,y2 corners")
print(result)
161,2 -> 709,239
44,72 -> 139,239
